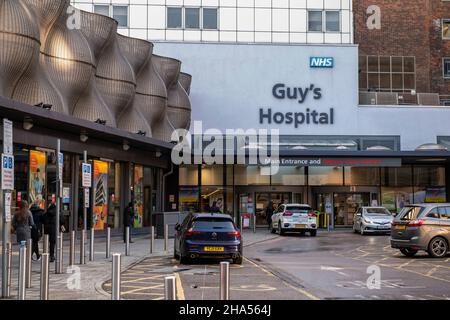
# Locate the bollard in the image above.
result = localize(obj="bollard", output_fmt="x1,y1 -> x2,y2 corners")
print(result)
26,239 -> 32,288
80,230 -> 86,264
106,227 -> 111,259
57,232 -> 63,274
220,261 -> 230,300
253,214 -> 256,233
2,242 -> 12,298
240,216 -> 243,235
90,228 -> 95,261
164,224 -> 168,252
40,253 -> 49,300
125,227 -> 130,256
69,231 -> 75,266
327,213 -> 331,232
164,276 -> 176,300
150,226 -> 155,254
18,242 -> 27,300
111,253 -> 121,300
43,234 -> 49,254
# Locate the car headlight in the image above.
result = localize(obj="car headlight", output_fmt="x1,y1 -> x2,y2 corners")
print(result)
364,218 -> 372,224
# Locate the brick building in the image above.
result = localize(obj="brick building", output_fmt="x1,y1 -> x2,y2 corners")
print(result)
354,0 -> 450,105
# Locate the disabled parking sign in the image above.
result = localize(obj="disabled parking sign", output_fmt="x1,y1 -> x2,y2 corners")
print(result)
1,154 -> 14,190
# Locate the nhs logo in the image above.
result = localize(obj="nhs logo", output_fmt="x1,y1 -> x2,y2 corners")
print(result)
310,57 -> 334,68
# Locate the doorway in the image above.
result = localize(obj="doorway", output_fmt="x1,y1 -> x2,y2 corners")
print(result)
333,193 -> 370,227
255,192 -> 291,227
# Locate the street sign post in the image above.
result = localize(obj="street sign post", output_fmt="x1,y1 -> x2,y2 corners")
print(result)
1,154 -> 14,190
82,163 -> 92,188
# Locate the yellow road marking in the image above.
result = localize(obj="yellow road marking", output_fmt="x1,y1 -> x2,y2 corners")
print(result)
244,257 -> 275,277
175,272 -> 185,300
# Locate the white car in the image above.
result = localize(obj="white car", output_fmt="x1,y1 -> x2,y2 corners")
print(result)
353,206 -> 394,235
271,204 -> 318,237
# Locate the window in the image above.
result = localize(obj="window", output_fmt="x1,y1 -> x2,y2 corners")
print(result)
308,11 -> 323,32
185,8 -> 200,29
427,208 -> 440,219
438,207 -> 450,219
167,7 -> 182,28
360,56 -> 416,92
94,5 -> 109,17
113,6 -> 128,27
443,19 -> 450,39
444,58 -> 450,79
326,11 -> 340,32
203,8 -> 218,30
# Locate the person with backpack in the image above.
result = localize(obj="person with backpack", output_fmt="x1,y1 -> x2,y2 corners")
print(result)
12,200 -> 35,244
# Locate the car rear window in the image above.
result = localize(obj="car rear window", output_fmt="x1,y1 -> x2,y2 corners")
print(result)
192,218 -> 235,230
286,206 -> 311,213
366,208 -> 391,216
397,206 -> 426,221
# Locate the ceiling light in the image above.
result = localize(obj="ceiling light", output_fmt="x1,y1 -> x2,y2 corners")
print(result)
23,117 -> 33,131
123,141 -> 130,151
80,133 -> 88,143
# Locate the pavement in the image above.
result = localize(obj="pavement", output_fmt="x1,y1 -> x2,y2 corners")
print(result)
0,228 -> 276,300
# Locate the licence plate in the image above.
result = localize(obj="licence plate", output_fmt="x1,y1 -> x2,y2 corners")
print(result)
394,225 -> 406,230
204,246 -> 224,252
295,224 -> 307,228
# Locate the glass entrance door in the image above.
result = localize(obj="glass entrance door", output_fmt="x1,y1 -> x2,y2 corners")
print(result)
333,193 -> 370,227
255,193 -> 291,227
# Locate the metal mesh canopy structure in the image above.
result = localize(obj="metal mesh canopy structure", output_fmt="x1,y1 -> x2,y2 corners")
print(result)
0,0 -> 192,142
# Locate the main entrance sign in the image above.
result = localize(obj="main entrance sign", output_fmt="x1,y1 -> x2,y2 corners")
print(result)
263,157 -> 402,167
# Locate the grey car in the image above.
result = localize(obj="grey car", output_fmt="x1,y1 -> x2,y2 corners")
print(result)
353,207 -> 393,235
391,203 -> 450,258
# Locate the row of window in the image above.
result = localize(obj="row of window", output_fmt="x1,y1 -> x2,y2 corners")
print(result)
94,4 -> 128,27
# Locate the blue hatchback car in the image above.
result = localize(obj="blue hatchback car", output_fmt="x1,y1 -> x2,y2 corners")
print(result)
174,213 -> 243,265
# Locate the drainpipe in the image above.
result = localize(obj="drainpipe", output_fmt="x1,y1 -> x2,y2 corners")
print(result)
162,162 -> 174,212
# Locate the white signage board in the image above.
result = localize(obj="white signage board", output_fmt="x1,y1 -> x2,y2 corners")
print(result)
4,192 -> 11,222
82,163 -> 92,188
58,152 -> 63,193
3,119 -> 13,155
1,154 -> 14,190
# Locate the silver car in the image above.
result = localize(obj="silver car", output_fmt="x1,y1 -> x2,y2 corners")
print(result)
353,207 -> 394,235
391,203 -> 450,258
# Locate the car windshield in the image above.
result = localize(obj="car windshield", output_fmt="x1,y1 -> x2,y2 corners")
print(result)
192,218 -> 235,230
397,206 -> 425,221
365,208 -> 391,216
286,206 -> 310,213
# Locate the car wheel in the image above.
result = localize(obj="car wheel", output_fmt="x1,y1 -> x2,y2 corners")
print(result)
360,224 -> 365,235
428,237 -> 448,258
180,254 -> 190,265
173,240 -> 179,259
278,223 -> 285,236
310,230 -> 317,237
233,256 -> 243,265
400,248 -> 418,257
271,222 -> 277,234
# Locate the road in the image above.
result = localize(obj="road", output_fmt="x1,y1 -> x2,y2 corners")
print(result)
103,230 -> 450,300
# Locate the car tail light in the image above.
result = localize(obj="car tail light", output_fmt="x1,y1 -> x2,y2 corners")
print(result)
228,231 -> 241,237
407,219 -> 424,228
185,228 -> 201,237
283,211 -> 293,216
308,212 -> 317,217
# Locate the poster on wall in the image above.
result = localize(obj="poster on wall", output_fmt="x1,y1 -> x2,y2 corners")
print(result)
134,165 -> 144,228
425,187 -> 446,203
29,150 -> 46,209
93,160 -> 108,230
179,187 -> 199,213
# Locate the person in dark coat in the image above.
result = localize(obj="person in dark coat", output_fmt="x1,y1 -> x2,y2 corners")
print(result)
42,203 -> 63,262
209,201 -> 221,213
123,202 -> 135,243
30,202 -> 44,261
12,200 -> 35,244
266,201 -> 275,230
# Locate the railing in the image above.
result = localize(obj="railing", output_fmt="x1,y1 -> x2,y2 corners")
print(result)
359,91 -> 445,106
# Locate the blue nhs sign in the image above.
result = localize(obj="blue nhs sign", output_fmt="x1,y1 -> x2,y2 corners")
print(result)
310,57 -> 334,68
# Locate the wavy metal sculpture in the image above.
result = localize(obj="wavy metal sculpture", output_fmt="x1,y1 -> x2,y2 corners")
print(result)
179,72 -> 192,96
72,10 -> 116,126
0,0 -> 40,98
12,0 -> 66,113
0,0 -> 192,141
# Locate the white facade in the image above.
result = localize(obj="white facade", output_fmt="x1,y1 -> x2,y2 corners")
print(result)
71,0 -> 353,44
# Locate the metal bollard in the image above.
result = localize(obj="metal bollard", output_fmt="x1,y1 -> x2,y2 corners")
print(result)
164,224 -> 168,252
57,232 -> 63,274
43,234 -> 49,254
150,226 -> 154,254
111,253 -> 121,300
2,242 -> 12,298
220,261 -> 230,300
18,242 -> 27,300
26,239 -> 32,288
253,214 -> 256,233
89,228 -> 95,261
164,276 -> 176,300
69,231 -> 75,266
327,213 -> 331,232
125,227 -> 130,256
80,230 -> 86,265
40,253 -> 49,300
240,216 -> 243,235
106,227 -> 111,259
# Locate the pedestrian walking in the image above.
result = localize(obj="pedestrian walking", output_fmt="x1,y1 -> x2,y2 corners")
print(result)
266,201 -> 275,230
12,200 -> 35,244
42,203 -> 62,262
124,202 -> 135,243
29,201 -> 44,261
209,201 -> 221,213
